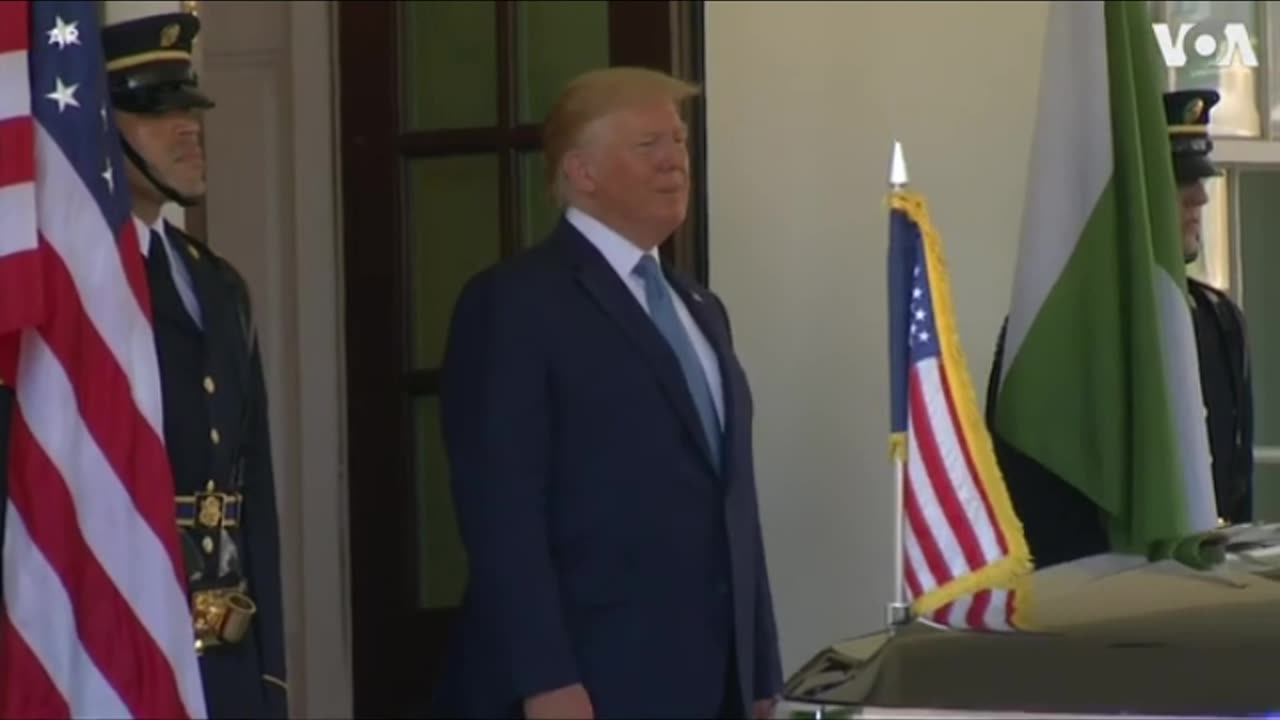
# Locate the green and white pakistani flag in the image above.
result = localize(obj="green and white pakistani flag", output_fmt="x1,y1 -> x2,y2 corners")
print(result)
991,0 -> 1218,554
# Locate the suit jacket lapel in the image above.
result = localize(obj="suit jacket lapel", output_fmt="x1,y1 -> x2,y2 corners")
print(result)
556,222 -> 719,475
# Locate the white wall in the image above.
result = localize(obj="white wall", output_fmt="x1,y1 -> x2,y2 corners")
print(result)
705,0 -> 1050,675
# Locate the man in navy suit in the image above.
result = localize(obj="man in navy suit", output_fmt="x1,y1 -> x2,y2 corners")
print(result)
433,67 -> 783,719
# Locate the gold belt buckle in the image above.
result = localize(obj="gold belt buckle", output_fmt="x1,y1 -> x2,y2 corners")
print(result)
192,583 -> 257,654
198,494 -> 224,528
177,491 -> 241,530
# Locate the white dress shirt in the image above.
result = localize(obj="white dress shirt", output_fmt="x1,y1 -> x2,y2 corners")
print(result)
134,214 -> 203,329
566,206 -> 724,426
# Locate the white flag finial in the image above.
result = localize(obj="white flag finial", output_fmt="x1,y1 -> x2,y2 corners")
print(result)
890,140 -> 909,188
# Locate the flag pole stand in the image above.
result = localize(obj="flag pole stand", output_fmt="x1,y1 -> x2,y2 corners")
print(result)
886,140 -> 914,632
886,455 -> 912,630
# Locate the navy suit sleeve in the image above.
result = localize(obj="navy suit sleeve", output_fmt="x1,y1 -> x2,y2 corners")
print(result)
713,295 -> 783,700
441,271 -> 579,703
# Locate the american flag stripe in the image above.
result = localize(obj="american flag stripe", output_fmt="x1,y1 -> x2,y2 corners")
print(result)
0,4 -> 32,207
0,609 -> 71,717
12,337 -> 189,715
6,417 -> 170,717
34,122 -> 173,528
902,451 -> 955,587
902,521 -> 932,598
907,385 -> 979,576
911,358 -> 1004,574
1,2 -> 206,717
36,119 -> 169,432
0,2 -> 39,337
931,588 -> 1018,632
124,217 -> 157,318
0,3 -> 27,55
905,409 -> 974,580
0,120 -> 35,185
2,509 -> 119,716
932,360 -> 1010,557
0,61 -> 26,118
904,331 -> 1015,603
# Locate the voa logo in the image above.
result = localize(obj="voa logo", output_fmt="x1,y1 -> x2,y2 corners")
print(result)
1152,22 -> 1259,68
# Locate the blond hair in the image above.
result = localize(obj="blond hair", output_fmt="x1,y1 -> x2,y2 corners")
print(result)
542,66 -> 700,206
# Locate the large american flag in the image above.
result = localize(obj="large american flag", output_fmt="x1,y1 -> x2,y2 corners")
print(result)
887,189 -> 1033,631
0,2 -> 206,716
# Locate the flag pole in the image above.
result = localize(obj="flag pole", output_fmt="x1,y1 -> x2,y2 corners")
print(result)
887,140 -> 913,630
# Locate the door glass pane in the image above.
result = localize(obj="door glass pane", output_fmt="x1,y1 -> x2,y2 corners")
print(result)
1148,1 -> 1264,137
519,150 -> 559,245
516,0 -> 610,124
413,394 -> 467,609
402,0 -> 498,131
1268,1 -> 1280,137
1251,460 -> 1280,521
1239,169 -> 1280,447
406,155 -> 502,369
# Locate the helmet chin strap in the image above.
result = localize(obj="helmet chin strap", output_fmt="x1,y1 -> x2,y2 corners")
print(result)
120,138 -> 201,209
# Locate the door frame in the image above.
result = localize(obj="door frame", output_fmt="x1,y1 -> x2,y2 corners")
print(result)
336,2 -> 709,714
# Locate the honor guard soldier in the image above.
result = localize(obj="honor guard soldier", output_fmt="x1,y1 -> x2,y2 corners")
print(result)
983,89 -> 1256,568
102,13 -> 288,718
1165,88 -> 1254,526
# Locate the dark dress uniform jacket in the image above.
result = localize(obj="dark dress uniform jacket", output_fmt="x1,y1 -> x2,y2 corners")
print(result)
146,222 -> 288,719
1188,278 -> 1253,524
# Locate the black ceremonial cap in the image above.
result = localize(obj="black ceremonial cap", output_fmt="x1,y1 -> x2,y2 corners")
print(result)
101,12 -> 215,114
1163,89 -> 1221,184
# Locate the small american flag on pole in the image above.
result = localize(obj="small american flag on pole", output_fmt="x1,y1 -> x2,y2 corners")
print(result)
887,183 -> 1033,630
0,2 -> 206,717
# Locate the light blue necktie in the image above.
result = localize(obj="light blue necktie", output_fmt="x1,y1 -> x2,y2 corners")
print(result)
633,255 -> 722,470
